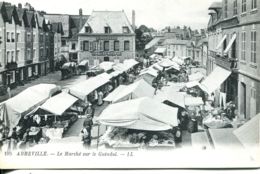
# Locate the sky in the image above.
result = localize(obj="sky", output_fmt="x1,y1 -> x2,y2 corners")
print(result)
8,0 -> 217,30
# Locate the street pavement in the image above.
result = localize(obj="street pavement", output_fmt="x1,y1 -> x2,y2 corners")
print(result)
1,69 -> 193,148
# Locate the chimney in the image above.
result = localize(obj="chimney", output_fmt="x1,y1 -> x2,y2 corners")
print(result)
132,10 -> 135,31
79,8 -> 83,32
18,3 -> 22,9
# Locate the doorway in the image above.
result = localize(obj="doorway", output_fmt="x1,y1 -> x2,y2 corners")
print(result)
104,57 -> 109,62
240,82 -> 246,119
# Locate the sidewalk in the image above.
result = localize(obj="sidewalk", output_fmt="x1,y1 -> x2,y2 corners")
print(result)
0,71 -> 86,103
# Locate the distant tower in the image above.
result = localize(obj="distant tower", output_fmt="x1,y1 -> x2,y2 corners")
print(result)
132,10 -> 136,31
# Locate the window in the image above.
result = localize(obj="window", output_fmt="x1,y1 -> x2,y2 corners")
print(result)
233,0 -> 238,15
92,41 -> 97,51
40,48 -> 43,57
61,40 -> 66,46
27,49 -> 31,58
252,0 -> 257,9
251,87 -> 256,99
83,41 -> 89,51
71,43 -> 76,50
16,33 -> 20,42
104,27 -> 111,34
241,32 -> 246,61
85,26 -> 92,33
114,41 -> 119,51
16,50 -> 19,61
124,40 -> 130,51
242,0 -> 247,13
11,33 -> 15,42
196,51 -> 200,58
11,51 -> 14,62
104,41 -> 109,51
122,26 -> 129,33
224,0 -> 228,18
250,30 -> 256,63
40,33 -> 43,42
33,34 -> 35,42
7,51 -> 10,62
27,33 -> 31,41
7,32 -> 10,42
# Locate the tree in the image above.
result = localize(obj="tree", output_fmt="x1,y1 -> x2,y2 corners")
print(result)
135,25 -> 153,51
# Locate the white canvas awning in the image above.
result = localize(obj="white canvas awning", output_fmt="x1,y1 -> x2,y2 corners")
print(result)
188,72 -> 204,82
123,59 -> 139,70
201,66 -> 231,94
139,68 -> 158,77
0,84 -> 61,129
105,79 -> 155,103
78,60 -> 88,66
209,128 -> 243,150
103,85 -> 127,102
113,63 -> 128,73
154,47 -> 166,54
172,56 -> 184,65
184,96 -> 204,106
40,92 -> 78,115
216,34 -> 227,50
154,91 -> 186,109
233,113 -> 260,151
224,33 -> 237,53
191,132 -> 212,150
69,73 -> 111,100
97,97 -> 179,131
99,62 -> 115,71
158,59 -> 180,71
149,54 -> 157,59
109,70 -> 122,78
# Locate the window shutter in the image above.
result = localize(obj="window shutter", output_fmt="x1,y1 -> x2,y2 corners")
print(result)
100,40 -> 103,51
80,41 -> 83,51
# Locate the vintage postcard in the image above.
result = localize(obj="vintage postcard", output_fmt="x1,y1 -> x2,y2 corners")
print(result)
0,0 -> 259,169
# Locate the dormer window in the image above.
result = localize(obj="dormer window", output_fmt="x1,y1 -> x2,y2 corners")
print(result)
122,26 -> 129,33
104,26 -> 111,34
85,26 -> 92,33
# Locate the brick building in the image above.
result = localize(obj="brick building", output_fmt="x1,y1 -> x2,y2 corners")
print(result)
77,10 -> 136,66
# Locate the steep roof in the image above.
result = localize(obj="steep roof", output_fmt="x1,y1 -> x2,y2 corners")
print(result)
80,11 -> 134,34
16,7 -> 25,25
25,10 -> 36,28
44,14 -> 70,37
36,11 -> 45,29
70,15 -> 89,40
145,37 -> 164,50
5,4 -> 19,24
0,2 -> 8,22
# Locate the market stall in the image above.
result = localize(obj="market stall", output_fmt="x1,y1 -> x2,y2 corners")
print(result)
188,71 -> 204,82
0,84 -> 61,131
97,97 -> 179,149
36,92 -> 79,139
137,68 -> 158,85
78,60 -> 89,74
69,72 -> 111,101
99,62 -> 115,72
102,79 -> 155,104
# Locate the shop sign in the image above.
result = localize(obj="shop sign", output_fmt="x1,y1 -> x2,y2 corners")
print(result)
95,36 -> 118,41
92,51 -> 122,56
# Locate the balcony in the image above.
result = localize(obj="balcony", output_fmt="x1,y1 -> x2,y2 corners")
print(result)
214,53 -> 238,72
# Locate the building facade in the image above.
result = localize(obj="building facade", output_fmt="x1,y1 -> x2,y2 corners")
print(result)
207,0 -> 260,120
78,11 -> 136,66
0,2 -> 60,90
44,9 -> 88,62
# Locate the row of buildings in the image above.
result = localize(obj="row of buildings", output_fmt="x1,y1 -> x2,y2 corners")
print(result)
144,26 -> 208,68
0,2 -> 63,89
0,1 -> 136,91
207,0 -> 259,120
